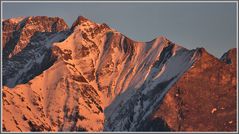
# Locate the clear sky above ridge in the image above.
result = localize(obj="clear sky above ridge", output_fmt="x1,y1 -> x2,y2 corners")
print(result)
2,2 -> 237,58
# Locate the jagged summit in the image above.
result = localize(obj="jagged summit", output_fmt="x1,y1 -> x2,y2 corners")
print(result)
2,16 -> 237,132
73,16 -> 91,24
2,16 -> 69,58
69,16 -> 114,43
3,16 -> 68,27
194,47 -> 207,55
71,16 -> 98,30
220,48 -> 237,65
195,47 -> 237,65
65,16 -> 174,47
4,16 -> 26,24
194,47 -> 215,58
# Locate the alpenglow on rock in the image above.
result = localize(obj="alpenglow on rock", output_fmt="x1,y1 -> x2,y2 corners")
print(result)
2,16 -> 237,132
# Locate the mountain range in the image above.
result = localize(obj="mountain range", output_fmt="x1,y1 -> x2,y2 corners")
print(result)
2,16 -> 237,132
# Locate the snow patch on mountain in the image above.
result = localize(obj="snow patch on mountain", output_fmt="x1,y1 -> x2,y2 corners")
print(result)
3,31 -> 69,88
104,46 -> 200,131
3,16 -> 208,132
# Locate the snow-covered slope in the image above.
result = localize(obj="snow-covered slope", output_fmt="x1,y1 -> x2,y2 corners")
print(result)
3,58 -> 104,131
2,16 -> 236,132
2,16 -> 70,88
103,45 -> 201,131
3,31 -> 69,88
2,16 -> 200,131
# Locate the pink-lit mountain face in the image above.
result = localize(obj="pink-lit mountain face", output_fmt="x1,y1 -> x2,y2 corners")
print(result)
2,16 -> 237,132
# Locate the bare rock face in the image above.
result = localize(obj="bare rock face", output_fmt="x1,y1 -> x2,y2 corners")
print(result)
220,48 -> 237,66
2,17 -> 25,49
2,16 -> 237,132
143,48 -> 237,131
2,16 -> 68,58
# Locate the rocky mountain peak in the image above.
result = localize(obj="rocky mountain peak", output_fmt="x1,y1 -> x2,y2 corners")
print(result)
2,16 -> 237,132
71,16 -> 96,30
220,48 -> 237,65
4,16 -> 26,24
2,16 -> 69,58
24,16 -> 69,32
195,47 -> 216,59
196,47 -> 206,54
70,16 -> 113,42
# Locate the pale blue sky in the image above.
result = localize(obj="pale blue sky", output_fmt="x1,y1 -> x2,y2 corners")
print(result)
2,2 -> 237,58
